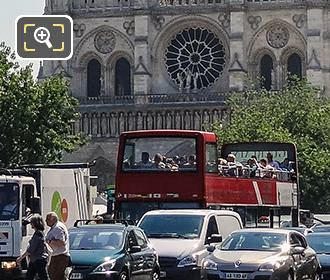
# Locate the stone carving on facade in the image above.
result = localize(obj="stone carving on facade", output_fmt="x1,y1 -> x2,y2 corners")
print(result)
156,112 -> 162,129
229,53 -> 245,72
136,112 -> 144,130
94,30 -> 116,54
175,111 -> 181,129
147,113 -> 154,130
73,23 -> 86,38
166,112 -> 172,129
164,27 -> 227,90
292,14 -> 306,29
134,56 -> 151,75
194,111 -> 201,131
184,111 -> 191,130
110,112 -> 118,136
218,12 -> 230,29
307,49 -> 321,70
152,15 -> 165,30
100,113 -> 108,137
177,72 -> 184,92
123,20 -> 135,35
266,24 -> 290,49
247,16 -> 262,31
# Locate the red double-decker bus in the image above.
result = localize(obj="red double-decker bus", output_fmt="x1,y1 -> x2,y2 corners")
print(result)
115,130 -> 299,227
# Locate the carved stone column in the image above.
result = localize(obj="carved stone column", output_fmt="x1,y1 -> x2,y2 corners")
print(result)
306,7 -> 324,90
228,7 -> 246,91
133,16 -> 151,97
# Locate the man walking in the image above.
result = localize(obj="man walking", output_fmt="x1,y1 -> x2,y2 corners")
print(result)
46,212 -> 70,280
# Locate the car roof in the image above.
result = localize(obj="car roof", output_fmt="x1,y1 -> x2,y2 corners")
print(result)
230,228 -> 298,235
141,209 -> 240,217
69,224 -> 137,231
307,232 -> 330,236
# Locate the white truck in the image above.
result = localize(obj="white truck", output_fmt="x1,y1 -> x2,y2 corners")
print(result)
0,163 -> 94,279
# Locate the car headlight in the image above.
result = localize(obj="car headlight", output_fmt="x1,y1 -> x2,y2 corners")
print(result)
177,255 -> 197,267
258,261 -> 282,272
93,260 -> 116,272
202,259 -> 218,271
1,261 -> 17,269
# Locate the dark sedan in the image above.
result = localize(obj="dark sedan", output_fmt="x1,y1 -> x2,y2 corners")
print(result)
68,222 -> 160,280
307,233 -> 330,280
201,229 -> 320,280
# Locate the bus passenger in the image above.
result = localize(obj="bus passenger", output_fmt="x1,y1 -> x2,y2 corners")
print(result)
153,153 -> 166,169
183,155 -> 196,168
266,153 -> 280,169
138,152 -> 153,168
226,154 -> 237,176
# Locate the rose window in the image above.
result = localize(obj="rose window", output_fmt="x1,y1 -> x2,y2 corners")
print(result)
164,27 -> 226,90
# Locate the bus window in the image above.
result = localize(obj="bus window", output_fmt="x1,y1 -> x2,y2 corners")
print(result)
121,137 -> 197,172
205,143 -> 218,173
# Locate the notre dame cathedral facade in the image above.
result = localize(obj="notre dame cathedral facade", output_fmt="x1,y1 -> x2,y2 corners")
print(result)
41,0 -> 330,189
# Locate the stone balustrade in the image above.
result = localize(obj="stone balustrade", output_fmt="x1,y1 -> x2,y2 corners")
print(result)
64,0 -> 328,13
76,92 -> 228,105
73,105 -> 228,138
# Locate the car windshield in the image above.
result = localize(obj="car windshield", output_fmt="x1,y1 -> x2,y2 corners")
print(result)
0,183 -> 19,220
307,234 -> 330,254
221,232 -> 287,251
139,215 -> 204,239
69,228 -> 124,250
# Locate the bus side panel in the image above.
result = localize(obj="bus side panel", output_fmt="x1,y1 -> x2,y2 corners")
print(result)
116,172 -> 204,201
205,176 -> 277,205
40,168 -> 90,228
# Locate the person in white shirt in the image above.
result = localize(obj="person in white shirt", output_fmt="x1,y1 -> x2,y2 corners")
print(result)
45,212 -> 70,280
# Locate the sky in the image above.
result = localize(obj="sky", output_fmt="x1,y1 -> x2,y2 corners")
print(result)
0,0 -> 45,77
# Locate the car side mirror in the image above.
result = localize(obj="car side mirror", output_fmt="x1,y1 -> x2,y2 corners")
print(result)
207,234 -> 222,244
30,197 -> 41,214
207,245 -> 216,253
291,246 -> 305,255
129,245 -> 142,253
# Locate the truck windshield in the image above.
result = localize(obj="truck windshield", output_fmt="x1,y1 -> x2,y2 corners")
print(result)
122,137 -> 197,172
139,215 -> 204,239
0,183 -> 19,220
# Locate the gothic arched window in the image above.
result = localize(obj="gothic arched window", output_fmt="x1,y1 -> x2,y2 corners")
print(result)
287,53 -> 302,78
115,58 -> 131,96
260,54 -> 273,91
87,59 -> 101,97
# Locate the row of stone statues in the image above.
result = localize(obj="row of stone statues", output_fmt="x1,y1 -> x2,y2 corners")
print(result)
73,108 -> 227,137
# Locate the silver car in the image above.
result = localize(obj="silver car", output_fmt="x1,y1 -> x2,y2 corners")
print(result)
201,228 -> 320,280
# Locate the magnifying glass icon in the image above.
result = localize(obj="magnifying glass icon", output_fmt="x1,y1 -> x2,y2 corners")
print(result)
34,27 -> 53,49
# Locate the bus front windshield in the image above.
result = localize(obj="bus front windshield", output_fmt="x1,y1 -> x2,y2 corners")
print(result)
122,137 -> 197,172
0,183 -> 19,220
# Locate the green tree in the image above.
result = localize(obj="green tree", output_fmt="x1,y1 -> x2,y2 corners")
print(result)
212,78 -> 330,213
0,43 -> 85,167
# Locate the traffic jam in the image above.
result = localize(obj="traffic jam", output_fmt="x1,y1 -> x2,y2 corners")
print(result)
0,130 -> 329,280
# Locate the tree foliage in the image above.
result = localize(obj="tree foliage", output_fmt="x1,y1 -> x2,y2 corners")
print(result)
0,43 -> 85,167
212,78 -> 330,212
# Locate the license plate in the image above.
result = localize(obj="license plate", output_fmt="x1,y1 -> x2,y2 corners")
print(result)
70,272 -> 83,279
160,271 -> 166,278
226,273 -> 248,279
